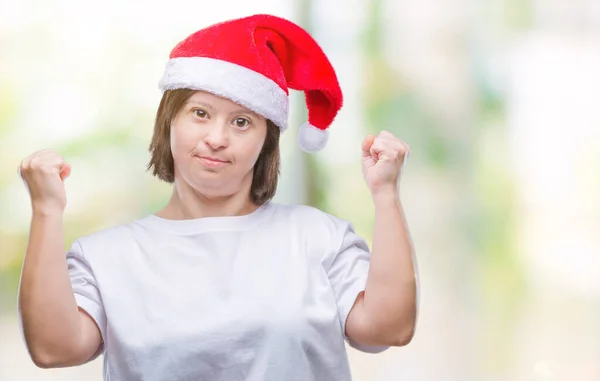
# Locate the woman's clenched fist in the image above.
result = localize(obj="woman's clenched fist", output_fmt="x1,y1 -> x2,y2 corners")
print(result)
19,149 -> 72,214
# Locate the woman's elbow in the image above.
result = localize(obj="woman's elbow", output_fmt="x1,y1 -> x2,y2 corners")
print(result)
27,342 -> 84,369
365,321 -> 416,347
30,349 -> 63,369
392,325 -> 415,346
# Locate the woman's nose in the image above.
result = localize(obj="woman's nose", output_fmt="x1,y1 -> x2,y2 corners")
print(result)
204,123 -> 229,150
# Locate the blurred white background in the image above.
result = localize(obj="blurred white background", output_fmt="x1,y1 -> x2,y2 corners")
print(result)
1,0 -> 599,380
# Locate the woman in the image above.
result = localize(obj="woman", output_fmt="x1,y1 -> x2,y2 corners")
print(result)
17,14 -> 418,381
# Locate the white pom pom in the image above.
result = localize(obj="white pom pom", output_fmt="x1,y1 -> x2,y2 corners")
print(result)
297,122 -> 329,153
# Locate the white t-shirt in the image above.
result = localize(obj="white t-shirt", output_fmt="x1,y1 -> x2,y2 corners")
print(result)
67,201 -> 388,381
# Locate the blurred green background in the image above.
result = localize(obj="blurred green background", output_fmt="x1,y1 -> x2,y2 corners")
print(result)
1,0 -> 599,380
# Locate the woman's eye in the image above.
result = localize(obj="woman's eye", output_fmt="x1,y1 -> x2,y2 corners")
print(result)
233,118 -> 250,129
194,109 -> 208,118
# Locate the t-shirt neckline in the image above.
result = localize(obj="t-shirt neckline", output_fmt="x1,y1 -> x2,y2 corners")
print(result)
137,201 -> 274,234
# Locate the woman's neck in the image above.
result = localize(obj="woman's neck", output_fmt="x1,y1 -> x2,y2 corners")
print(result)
156,178 -> 259,220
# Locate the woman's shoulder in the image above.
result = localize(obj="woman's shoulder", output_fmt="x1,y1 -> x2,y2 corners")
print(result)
69,216 -> 148,254
270,202 -> 351,231
269,203 -> 361,263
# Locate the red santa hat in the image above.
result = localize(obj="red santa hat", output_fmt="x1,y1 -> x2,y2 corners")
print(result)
158,14 -> 343,153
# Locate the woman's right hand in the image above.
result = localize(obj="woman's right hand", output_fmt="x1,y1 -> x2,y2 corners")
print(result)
19,149 -> 72,214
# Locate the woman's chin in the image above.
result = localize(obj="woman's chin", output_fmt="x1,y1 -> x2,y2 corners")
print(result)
189,179 -> 237,197
180,170 -> 251,197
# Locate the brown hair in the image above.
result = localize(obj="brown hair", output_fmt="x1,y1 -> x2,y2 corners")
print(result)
147,89 -> 280,205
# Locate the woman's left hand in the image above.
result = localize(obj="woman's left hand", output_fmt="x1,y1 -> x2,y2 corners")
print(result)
361,130 -> 410,195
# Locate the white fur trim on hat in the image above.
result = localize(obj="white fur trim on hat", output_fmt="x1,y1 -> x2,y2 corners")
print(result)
158,57 -> 289,130
297,122 -> 328,152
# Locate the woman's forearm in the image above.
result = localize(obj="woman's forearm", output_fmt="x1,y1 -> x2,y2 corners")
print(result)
363,189 -> 418,344
19,210 -> 84,367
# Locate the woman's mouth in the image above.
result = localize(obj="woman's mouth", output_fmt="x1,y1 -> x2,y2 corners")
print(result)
196,156 -> 230,168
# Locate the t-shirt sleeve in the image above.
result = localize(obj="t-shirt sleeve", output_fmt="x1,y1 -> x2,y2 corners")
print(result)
66,240 -> 107,361
325,217 -> 390,354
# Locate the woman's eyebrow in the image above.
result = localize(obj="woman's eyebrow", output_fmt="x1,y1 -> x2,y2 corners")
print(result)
230,108 -> 260,118
186,100 -> 214,110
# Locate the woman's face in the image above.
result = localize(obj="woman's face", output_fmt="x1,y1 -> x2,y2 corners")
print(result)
170,90 -> 268,197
